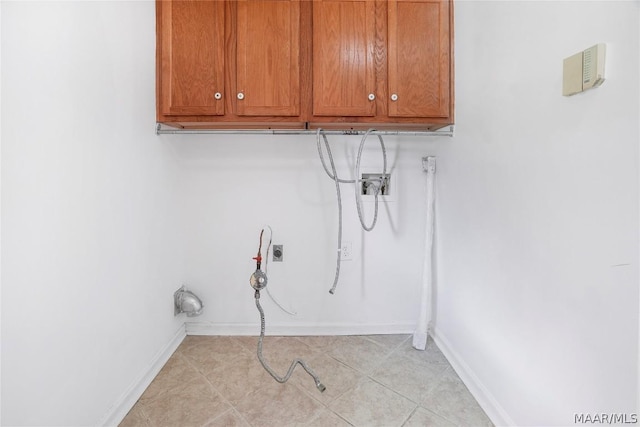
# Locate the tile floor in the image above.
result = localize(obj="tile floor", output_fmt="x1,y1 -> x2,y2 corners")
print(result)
120,335 -> 493,427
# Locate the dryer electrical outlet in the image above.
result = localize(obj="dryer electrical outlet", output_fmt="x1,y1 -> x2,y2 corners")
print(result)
273,245 -> 283,262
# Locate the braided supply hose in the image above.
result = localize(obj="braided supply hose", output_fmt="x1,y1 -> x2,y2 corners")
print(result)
254,290 -> 325,392
316,128 -> 388,294
250,228 -> 325,392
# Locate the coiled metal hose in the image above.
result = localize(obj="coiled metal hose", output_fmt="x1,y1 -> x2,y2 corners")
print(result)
316,128 -> 388,294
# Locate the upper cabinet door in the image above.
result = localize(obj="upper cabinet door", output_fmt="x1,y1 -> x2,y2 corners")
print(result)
312,0 -> 376,117
236,0 -> 301,116
159,0 -> 225,116
387,0 -> 451,118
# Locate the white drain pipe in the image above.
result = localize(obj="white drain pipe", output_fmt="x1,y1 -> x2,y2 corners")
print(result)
413,156 -> 436,350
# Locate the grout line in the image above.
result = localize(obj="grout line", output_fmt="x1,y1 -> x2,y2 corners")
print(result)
399,405 -> 420,427
332,412 -> 356,426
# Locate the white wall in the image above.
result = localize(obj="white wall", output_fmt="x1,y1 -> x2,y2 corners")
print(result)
434,1 -> 639,425
1,2 -> 185,425
170,133 -> 447,335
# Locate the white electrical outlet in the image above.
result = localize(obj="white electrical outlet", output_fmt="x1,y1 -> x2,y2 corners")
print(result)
340,241 -> 352,261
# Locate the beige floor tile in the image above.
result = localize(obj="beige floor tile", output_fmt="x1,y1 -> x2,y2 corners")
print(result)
205,350 -> 274,405
138,375 -> 231,427
234,381 -> 325,427
329,378 -> 416,427
179,335 -> 217,352
121,335 -> 492,427
328,336 -> 392,374
369,351 -> 448,403
364,334 -> 411,350
403,407 -> 455,427
203,409 -> 252,427
180,336 -> 252,375
232,335 -> 282,353
305,408 -> 353,427
138,354 -> 204,403
421,367 -> 493,426
294,335 -> 340,350
395,336 -> 451,367
290,353 -> 364,405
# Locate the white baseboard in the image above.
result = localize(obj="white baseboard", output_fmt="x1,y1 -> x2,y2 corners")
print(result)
185,321 -> 415,336
431,327 -> 515,427
99,324 -> 186,427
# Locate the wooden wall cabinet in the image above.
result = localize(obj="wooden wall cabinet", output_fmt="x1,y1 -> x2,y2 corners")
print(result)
157,0 -> 306,128
156,0 -> 454,131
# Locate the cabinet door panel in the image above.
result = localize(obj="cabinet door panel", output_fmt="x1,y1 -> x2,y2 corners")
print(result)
388,0 -> 450,118
237,0 -> 301,116
160,0 -> 225,116
313,0 -> 376,117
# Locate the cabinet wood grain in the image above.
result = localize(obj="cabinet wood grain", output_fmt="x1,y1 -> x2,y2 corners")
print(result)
236,0 -> 300,116
312,0 -> 376,117
156,0 -> 454,130
159,0 -> 225,116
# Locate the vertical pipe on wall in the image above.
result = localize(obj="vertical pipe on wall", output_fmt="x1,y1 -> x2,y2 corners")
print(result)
413,156 -> 436,350
636,7 -> 640,413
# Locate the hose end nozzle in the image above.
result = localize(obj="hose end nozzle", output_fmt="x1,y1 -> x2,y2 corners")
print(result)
316,381 -> 326,393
